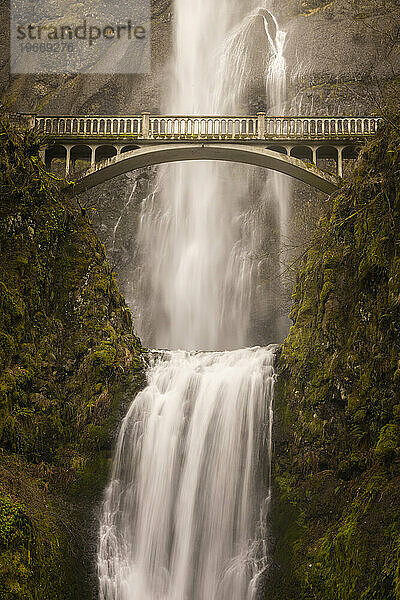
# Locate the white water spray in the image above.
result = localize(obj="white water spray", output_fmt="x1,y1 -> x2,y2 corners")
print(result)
258,7 -> 292,337
135,2 -> 257,351
98,346 -> 276,600
133,3 -> 290,349
99,3 -> 289,598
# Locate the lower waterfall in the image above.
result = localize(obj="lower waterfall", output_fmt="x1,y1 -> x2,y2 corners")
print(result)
98,346 -> 276,600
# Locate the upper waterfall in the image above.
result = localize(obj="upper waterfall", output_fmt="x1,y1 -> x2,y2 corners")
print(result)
134,2 -> 290,351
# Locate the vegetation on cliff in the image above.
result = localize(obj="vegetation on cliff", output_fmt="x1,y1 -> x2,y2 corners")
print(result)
273,111 -> 400,598
0,120 -> 145,599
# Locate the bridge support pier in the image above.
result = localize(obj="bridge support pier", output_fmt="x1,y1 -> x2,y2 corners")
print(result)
90,146 -> 96,169
312,147 -> 317,166
337,147 -> 343,178
65,146 -> 71,177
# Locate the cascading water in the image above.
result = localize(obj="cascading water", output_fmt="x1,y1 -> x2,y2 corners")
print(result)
98,347 -> 276,600
99,3 -> 288,598
135,1 -> 257,352
263,9 -> 292,337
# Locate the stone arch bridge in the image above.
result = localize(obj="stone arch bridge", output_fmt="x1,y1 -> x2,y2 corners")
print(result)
26,112 -> 381,195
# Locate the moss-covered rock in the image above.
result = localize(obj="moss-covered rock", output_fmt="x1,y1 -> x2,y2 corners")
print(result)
0,118 -> 146,598
272,115 -> 400,599
375,424 -> 400,464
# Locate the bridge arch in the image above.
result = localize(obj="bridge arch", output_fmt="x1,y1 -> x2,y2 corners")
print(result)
343,145 -> 360,160
69,143 -> 340,196
316,145 -> 338,160
316,146 -> 339,175
45,144 -> 67,174
121,144 -> 141,154
290,146 -> 313,162
71,144 -> 92,174
95,145 -> 118,162
341,145 -> 361,177
266,145 -> 287,155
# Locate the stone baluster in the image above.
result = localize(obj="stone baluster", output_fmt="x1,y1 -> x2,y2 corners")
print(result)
27,114 -> 36,129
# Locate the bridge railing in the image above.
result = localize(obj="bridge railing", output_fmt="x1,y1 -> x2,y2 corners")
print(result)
35,115 -> 143,137
33,113 -> 382,140
263,116 -> 381,137
148,116 -> 259,139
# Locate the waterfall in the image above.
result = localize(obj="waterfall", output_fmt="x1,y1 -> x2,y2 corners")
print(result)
98,347 -> 276,600
99,3 -> 288,598
263,9 -> 292,337
135,2 -> 253,352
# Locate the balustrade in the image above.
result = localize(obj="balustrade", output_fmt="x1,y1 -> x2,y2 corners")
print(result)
34,113 -> 381,141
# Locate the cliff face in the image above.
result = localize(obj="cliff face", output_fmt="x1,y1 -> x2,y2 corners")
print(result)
3,0 -> 398,335
0,121 -> 145,599
283,0 -> 400,115
1,0 -> 172,114
4,0 -> 398,116
272,111 -> 400,599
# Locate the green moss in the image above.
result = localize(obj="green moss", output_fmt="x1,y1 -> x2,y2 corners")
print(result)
0,495 -> 31,548
375,424 -> 400,463
0,117 -> 146,598
273,115 -> 400,599
86,342 -> 117,373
